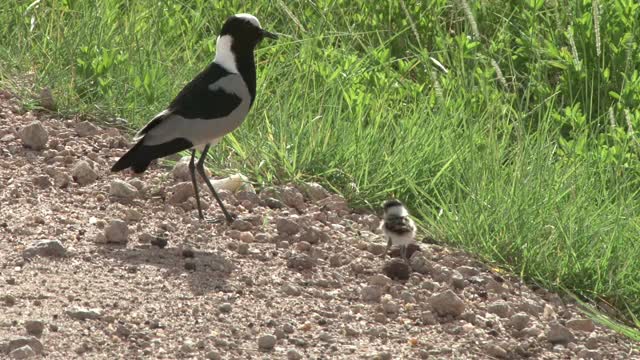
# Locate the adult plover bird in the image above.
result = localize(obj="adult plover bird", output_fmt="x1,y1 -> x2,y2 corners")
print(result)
111,14 -> 277,224
381,199 -> 417,261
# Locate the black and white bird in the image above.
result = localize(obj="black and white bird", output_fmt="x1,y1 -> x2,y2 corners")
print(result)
111,14 -> 277,224
381,199 -> 417,261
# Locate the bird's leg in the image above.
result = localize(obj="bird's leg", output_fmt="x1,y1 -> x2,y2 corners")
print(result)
189,150 -> 205,220
196,145 -> 236,224
401,245 -> 407,263
382,236 -> 391,259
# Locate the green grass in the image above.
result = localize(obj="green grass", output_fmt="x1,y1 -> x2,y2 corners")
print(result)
2,0 -> 640,339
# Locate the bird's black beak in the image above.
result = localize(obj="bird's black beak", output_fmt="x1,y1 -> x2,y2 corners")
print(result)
261,29 -> 278,40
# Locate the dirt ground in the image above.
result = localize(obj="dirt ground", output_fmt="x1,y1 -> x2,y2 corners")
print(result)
0,90 -> 638,359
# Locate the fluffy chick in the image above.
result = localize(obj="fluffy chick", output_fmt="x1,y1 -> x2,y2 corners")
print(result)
381,199 -> 416,261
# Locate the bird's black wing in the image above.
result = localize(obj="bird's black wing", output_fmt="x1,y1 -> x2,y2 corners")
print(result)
168,62 -> 242,120
384,216 -> 414,234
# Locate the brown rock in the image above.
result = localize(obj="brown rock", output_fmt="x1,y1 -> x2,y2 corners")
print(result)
566,318 -> 595,333
429,290 -> 465,317
19,121 -> 48,150
382,258 -> 411,280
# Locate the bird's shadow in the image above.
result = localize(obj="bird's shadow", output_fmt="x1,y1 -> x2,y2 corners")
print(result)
96,244 -> 233,295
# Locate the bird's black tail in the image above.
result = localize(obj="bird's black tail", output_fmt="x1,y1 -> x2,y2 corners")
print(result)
111,138 -> 194,174
111,140 -> 151,173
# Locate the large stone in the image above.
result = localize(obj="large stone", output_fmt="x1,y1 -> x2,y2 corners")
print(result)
299,182 -> 330,201
103,220 -> 128,244
66,307 -> 103,320
566,318 -> 595,333
71,160 -> 97,185
547,322 -> 576,345
75,121 -> 99,137
286,253 -> 315,270
7,337 -> 43,354
484,344 -> 508,359
367,243 -> 387,256
19,121 -> 48,150
429,290 -> 465,317
361,286 -> 383,303
9,345 -> 35,359
171,156 -> 211,182
409,253 -> 431,274
369,274 -> 393,288
297,226 -> 329,244
24,320 -> 45,336
277,218 -> 301,235
168,182 -> 195,204
109,179 -> 139,200
508,313 -> 530,331
488,301 -> 513,318
382,259 -> 411,280
317,195 -> 348,211
257,334 -> 276,351
577,349 -> 602,360
22,240 -> 67,259
280,186 -> 305,209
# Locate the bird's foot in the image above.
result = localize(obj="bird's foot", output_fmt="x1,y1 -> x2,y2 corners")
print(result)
198,212 -> 237,225
204,217 -> 224,224
194,215 -> 218,224
223,212 -> 237,224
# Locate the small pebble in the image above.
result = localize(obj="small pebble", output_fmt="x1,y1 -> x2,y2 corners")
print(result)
237,243 -> 249,255
115,324 -> 131,338
239,231 -> 254,243
2,294 -> 16,306
287,349 -> 303,360
206,351 -> 222,360
361,286 -> 382,303
150,237 -> 168,249
318,332 -> 334,343
184,261 -> 196,271
218,303 -> 233,314
231,219 -> 252,231
180,340 -> 195,353
283,323 -> 295,334
182,249 -> 195,258
24,320 -> 44,336
257,334 -> 276,351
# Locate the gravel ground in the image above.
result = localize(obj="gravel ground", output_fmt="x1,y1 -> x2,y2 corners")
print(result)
0,89 -> 638,359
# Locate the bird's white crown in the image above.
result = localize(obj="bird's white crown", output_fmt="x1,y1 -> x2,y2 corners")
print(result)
384,204 -> 408,218
234,13 -> 261,29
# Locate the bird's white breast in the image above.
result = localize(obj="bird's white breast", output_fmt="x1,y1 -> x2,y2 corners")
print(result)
386,232 -> 415,246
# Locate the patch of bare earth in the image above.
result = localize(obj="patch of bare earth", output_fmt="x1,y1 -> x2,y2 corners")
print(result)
0,90 -> 637,359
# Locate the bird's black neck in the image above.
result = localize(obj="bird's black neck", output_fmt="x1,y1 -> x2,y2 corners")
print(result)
234,50 -> 257,106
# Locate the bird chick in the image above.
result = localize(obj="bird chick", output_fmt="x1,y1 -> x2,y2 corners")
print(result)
381,199 -> 416,262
